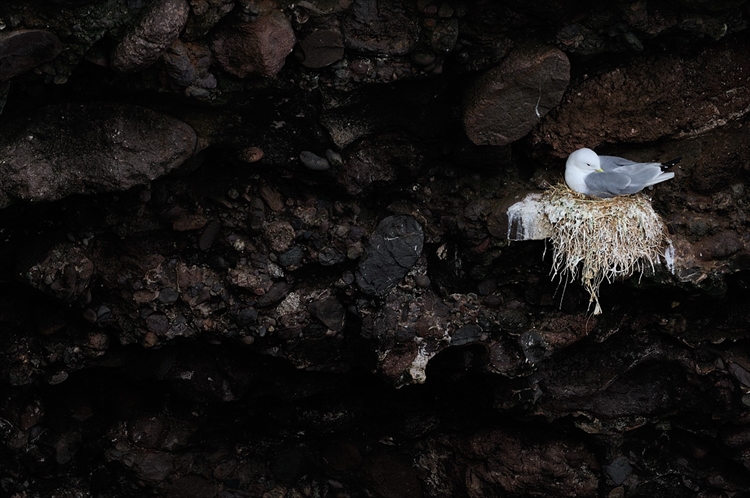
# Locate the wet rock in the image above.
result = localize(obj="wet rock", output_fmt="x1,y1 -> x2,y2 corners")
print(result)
111,0 -> 190,73
341,0 -> 419,56
298,29 -> 345,68
0,103 -> 196,207
463,44 -> 570,146
211,8 -> 296,78
356,216 -> 424,296
0,29 -> 63,82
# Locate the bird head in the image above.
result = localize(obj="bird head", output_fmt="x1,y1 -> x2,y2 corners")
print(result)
566,148 -> 603,173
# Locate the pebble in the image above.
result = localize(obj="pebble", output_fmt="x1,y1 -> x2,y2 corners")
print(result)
415,274 -> 431,288
300,150 -> 331,170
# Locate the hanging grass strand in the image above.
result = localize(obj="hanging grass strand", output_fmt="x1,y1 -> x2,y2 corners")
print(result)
540,185 -> 669,314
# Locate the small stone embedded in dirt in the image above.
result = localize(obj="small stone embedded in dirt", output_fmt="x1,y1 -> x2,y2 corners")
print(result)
356,215 -> 424,296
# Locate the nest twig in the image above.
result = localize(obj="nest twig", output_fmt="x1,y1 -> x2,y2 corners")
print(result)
540,185 -> 669,314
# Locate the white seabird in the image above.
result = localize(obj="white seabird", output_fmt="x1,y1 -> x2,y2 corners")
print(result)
565,148 -> 675,198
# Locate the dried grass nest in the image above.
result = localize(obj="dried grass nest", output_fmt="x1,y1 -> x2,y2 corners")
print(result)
539,185 -> 670,314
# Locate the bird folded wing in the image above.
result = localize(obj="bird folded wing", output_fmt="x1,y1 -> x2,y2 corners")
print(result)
584,171 -> 632,197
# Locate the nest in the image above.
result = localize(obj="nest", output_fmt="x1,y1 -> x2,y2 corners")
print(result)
540,185 -> 669,314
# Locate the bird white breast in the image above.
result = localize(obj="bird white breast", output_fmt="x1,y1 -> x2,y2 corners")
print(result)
564,166 -> 589,194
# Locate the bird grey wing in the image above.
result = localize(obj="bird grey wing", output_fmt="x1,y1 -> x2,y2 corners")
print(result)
610,163 -> 664,193
598,155 -> 639,172
584,171 -> 632,198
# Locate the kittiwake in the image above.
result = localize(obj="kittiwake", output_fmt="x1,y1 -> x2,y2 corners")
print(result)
565,148 -> 676,198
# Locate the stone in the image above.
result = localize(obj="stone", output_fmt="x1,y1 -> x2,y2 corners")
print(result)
533,39 -> 750,155
0,103 -> 197,207
111,0 -> 190,73
356,216 -> 424,296
307,296 -> 345,331
463,44 -> 570,146
342,0 -> 419,56
298,29 -> 345,68
339,135 -> 425,195
211,9 -> 296,78
0,29 -> 63,82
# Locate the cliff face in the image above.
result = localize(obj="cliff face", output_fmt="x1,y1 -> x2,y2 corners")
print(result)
1,0 -> 749,496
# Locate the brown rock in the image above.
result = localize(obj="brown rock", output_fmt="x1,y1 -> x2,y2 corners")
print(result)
111,0 -> 190,73
342,0 -> 419,56
298,29 -> 345,68
695,231 -> 744,260
534,38 -> 750,155
211,9 -> 295,78
0,29 -> 63,82
463,44 -> 570,146
339,135 -> 425,195
464,428 -> 599,497
0,103 -> 196,207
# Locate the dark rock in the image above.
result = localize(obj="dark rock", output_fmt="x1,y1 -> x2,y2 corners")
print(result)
0,29 -> 63,82
199,220 -> 222,250
463,428 -> 599,497
111,0 -> 190,72
362,450 -> 423,498
307,296 -> 345,331
451,324 -> 483,346
158,288 -> 180,304
519,330 -> 548,363
0,103 -> 196,207
318,247 -> 345,266
605,456 -> 633,485
489,339 -> 525,374
211,9 -> 296,78
270,446 -> 310,484
298,29 -> 345,68
299,150 -> 330,170
161,40 -> 216,91
278,245 -> 304,268
463,44 -> 570,146
356,216 -> 424,296
341,0 -> 419,56
695,231 -> 744,260
256,282 -> 292,307
339,135 -> 425,195
183,0 -> 235,41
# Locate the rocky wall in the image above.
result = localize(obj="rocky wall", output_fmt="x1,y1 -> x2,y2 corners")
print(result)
1,0 -> 750,497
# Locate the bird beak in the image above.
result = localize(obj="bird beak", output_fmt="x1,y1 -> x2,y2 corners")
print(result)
596,168 -> 604,172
